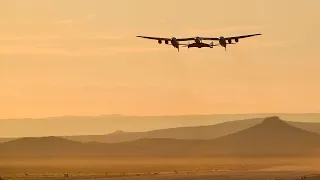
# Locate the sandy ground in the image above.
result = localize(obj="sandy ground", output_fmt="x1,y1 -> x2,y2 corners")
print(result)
2,169 -> 320,180
1,157 -> 320,180
81,171 -> 320,180
2,171 -> 320,180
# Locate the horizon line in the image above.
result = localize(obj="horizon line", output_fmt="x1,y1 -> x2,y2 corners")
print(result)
2,112 -> 320,120
1,115 -> 320,139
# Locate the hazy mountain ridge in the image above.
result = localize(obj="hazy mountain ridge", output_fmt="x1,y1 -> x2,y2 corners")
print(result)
1,114 -> 320,143
210,116 -> 320,156
63,118 -> 263,143
1,116 -> 320,157
63,118 -> 320,143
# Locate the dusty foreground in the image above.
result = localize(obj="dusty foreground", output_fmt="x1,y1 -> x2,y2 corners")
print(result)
81,172 -> 319,180
1,157 -> 320,180
2,171 -> 320,180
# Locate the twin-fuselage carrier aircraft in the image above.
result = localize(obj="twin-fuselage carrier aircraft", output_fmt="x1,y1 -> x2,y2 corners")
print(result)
136,34 -> 262,52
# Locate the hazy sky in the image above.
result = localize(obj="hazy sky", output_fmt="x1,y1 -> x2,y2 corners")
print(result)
1,0 -> 320,119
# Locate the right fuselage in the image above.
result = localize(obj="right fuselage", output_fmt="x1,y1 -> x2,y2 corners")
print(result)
171,37 -> 179,49
219,36 -> 227,48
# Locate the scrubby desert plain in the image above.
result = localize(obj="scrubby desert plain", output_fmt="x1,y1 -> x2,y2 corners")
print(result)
1,116 -> 320,180
1,156 -> 320,180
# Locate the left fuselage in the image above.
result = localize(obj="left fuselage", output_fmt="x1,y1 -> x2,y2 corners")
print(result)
219,36 -> 227,48
171,37 -> 179,49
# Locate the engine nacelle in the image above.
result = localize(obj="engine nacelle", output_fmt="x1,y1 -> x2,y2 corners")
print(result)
165,40 -> 169,44
228,39 -> 232,44
158,40 -> 162,44
235,38 -> 239,43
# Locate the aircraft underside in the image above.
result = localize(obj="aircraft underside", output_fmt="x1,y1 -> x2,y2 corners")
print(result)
187,42 -> 213,48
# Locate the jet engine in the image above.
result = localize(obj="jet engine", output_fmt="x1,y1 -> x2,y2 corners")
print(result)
235,38 -> 239,43
228,39 -> 232,44
158,40 -> 162,44
165,40 -> 169,44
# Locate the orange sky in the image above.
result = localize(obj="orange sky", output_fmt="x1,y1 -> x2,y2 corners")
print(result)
1,0 -> 320,119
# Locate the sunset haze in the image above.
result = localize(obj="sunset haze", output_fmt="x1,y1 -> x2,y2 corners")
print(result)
1,0 -> 320,119
2,2 -> 320,179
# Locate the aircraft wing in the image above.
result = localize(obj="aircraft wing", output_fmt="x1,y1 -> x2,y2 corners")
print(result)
199,37 -> 220,40
177,37 -> 218,41
136,36 -> 198,42
198,34 -> 262,41
224,33 -> 262,40
136,36 -> 171,41
176,38 -> 196,41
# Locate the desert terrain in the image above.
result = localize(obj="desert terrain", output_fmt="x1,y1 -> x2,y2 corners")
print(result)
1,157 -> 320,180
1,116 -> 320,180
1,156 -> 320,180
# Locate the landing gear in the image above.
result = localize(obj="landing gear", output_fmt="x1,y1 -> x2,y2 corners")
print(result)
223,44 -> 227,51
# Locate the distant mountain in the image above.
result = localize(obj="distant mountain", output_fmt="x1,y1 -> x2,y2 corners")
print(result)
0,138 -> 14,143
288,121 -> 320,135
210,116 -> 320,156
0,136 -> 202,157
1,116 -> 319,157
64,118 -> 262,143
0,136 -> 84,156
1,116 -> 320,144
1,113 -> 320,141
63,118 -> 320,143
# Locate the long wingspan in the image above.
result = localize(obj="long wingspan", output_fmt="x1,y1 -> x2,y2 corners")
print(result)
225,33 -> 262,40
136,36 -> 196,42
198,37 -> 220,40
136,36 -> 171,41
176,38 -> 196,41
136,34 -> 262,42
198,34 -> 262,41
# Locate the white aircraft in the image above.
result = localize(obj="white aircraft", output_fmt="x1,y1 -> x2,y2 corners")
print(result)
136,34 -> 262,51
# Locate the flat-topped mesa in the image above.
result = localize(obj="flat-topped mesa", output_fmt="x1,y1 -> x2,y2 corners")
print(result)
259,116 -> 289,126
251,116 -> 305,133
